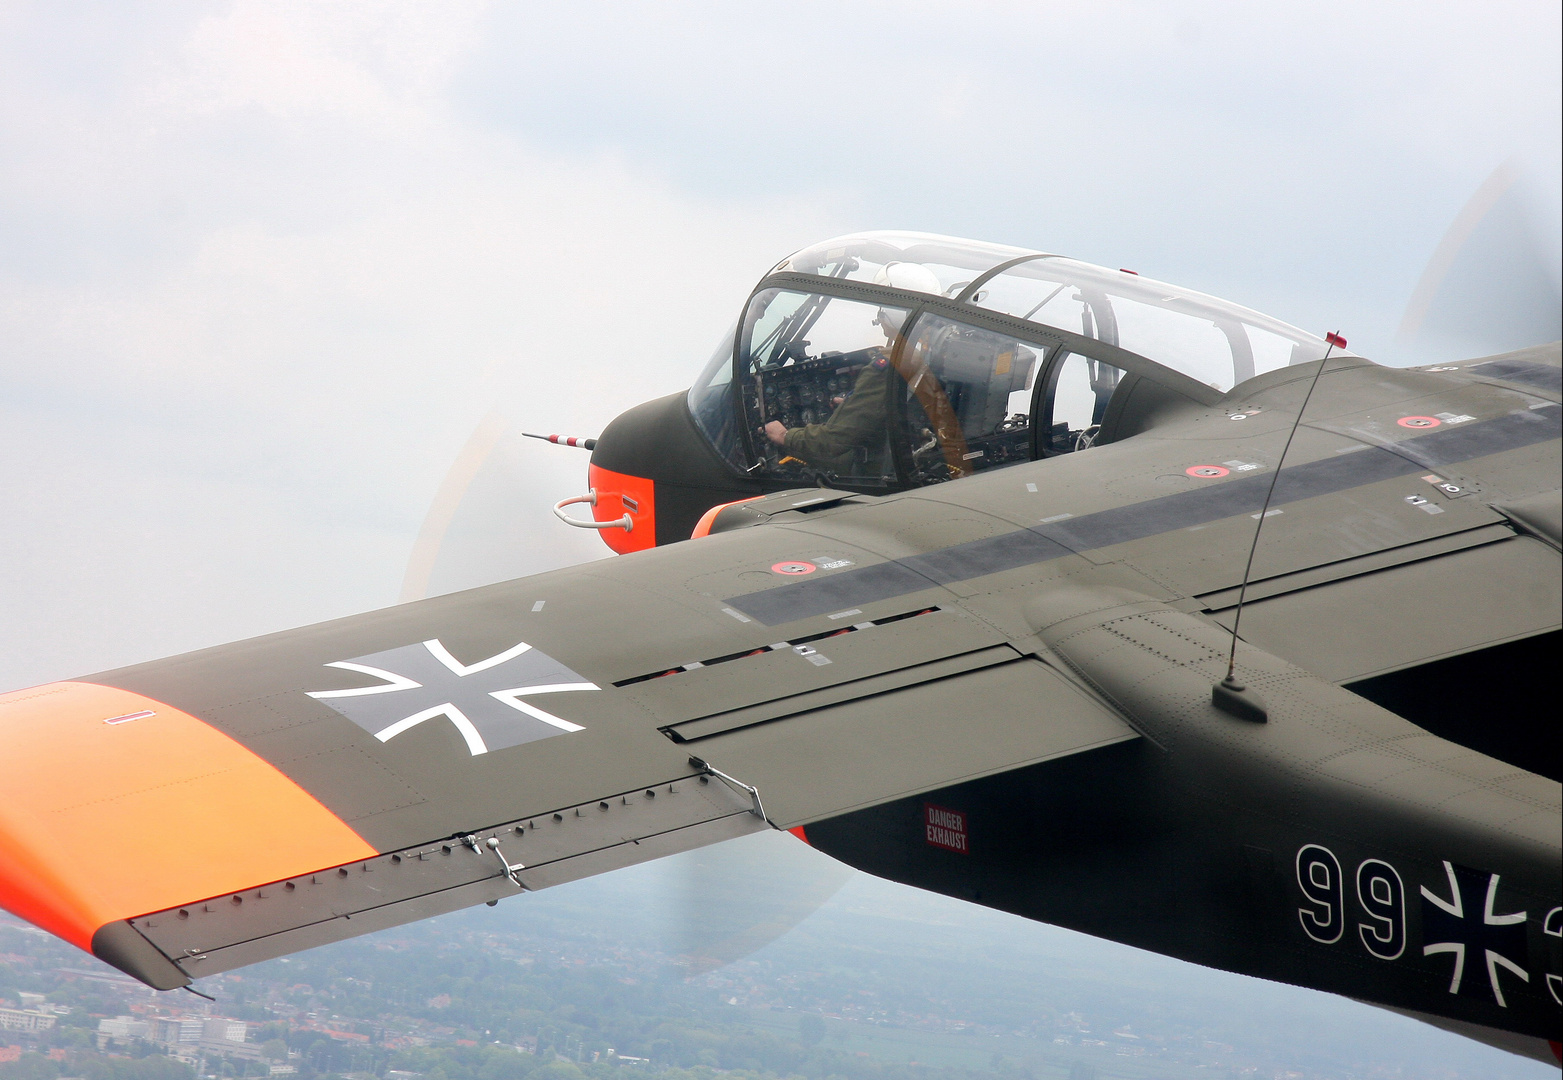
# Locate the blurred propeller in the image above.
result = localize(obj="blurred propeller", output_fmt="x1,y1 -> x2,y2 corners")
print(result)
1398,159 -> 1562,361
401,409 -> 609,602
637,828 -> 854,973
404,410 -> 853,968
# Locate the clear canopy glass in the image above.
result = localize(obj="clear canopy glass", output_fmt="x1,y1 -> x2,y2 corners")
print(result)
690,233 -> 1358,489
690,287 -> 1051,489
776,235 -> 1345,395
970,257 -> 1345,393
1040,352 -> 1126,456
739,289 -> 902,486
898,314 -> 1038,480
688,323 -> 744,471
779,232 -> 1038,300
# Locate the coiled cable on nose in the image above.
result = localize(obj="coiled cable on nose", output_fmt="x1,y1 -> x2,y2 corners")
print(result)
552,490 -> 632,531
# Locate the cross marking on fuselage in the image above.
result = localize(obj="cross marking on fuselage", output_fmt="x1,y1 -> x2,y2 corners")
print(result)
1420,861 -> 1530,1007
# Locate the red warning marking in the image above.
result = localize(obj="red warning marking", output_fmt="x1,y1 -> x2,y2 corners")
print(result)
1398,416 -> 1440,429
103,710 -> 154,726
1325,331 -> 1348,350
1186,465 -> 1230,478
771,561 -> 816,575
925,803 -> 968,853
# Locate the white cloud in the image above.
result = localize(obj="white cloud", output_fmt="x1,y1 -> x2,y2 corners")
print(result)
0,2 -> 840,687
153,0 -> 485,120
0,0 -> 1556,689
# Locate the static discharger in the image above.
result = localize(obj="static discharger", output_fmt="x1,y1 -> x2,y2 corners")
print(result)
523,432 -> 598,450
1214,330 -> 1349,723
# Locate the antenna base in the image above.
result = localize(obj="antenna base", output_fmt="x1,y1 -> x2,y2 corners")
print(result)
1212,677 -> 1268,723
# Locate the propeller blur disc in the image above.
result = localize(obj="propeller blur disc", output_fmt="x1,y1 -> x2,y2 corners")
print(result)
1399,160 -> 1562,361
405,410 -> 853,967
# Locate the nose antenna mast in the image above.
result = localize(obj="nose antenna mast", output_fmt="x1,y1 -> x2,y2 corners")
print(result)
1213,331 -> 1347,722
523,432 -> 597,450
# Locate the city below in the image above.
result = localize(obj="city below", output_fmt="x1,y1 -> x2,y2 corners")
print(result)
1,843 -> 1553,1080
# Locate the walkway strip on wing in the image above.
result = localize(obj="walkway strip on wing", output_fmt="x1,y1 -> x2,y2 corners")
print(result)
726,405 -> 1561,626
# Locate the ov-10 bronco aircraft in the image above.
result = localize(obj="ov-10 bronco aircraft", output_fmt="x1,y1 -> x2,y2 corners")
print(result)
1,233 -> 1558,1062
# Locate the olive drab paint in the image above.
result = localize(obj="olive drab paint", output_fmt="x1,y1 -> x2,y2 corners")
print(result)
0,233 -> 1557,1064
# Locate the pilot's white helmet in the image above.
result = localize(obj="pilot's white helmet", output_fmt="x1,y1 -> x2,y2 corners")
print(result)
874,261 -> 943,294
873,261 -> 943,334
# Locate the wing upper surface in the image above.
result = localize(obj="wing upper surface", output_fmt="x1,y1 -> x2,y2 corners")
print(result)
0,512 -> 1137,988
1207,534 -> 1561,683
3,351 -> 1558,989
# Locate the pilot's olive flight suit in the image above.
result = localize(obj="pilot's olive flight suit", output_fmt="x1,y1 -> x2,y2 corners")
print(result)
780,354 -> 893,476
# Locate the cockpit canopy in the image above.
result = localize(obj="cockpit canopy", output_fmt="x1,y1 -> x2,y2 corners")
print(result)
690,231 -> 1348,491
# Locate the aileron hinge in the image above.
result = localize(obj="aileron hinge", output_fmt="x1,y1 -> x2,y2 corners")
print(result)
464,833 -> 526,889
688,756 -> 770,825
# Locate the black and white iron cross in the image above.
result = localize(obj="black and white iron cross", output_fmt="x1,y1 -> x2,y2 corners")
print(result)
1420,861 -> 1531,1007
307,638 -> 597,755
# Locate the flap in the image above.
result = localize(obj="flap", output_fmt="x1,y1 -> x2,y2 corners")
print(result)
695,656 -> 1138,827
623,606 -> 1006,727
667,645 -> 1020,741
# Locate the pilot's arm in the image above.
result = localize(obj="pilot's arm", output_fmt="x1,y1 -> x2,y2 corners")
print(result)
764,357 -> 891,470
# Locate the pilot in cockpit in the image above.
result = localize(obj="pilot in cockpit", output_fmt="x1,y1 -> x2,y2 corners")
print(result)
761,262 -> 943,473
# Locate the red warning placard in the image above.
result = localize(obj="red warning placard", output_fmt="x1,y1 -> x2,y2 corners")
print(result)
924,803 -> 968,853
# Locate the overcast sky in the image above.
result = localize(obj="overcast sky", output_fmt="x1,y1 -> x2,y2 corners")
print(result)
3,1 -> 1559,683
1,4 -> 1559,1071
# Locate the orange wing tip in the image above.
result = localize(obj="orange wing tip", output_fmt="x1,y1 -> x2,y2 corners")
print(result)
0,681 -> 377,982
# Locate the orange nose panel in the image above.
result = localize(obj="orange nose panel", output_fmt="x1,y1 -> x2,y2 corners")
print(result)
588,464 -> 657,553
0,681 -> 377,953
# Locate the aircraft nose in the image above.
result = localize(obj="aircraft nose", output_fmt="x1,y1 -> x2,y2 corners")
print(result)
585,391 -> 764,551
581,462 -> 657,554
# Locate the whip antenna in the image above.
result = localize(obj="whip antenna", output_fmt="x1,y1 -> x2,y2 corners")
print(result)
1213,331 -> 1347,721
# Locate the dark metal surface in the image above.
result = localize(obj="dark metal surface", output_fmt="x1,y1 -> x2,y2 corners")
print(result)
17,337 -> 1555,1047
728,403 -> 1556,625
806,588 -> 1559,1039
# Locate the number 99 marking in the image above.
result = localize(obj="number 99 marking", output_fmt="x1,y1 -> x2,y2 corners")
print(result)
1356,859 -> 1405,960
1296,844 -> 1343,943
